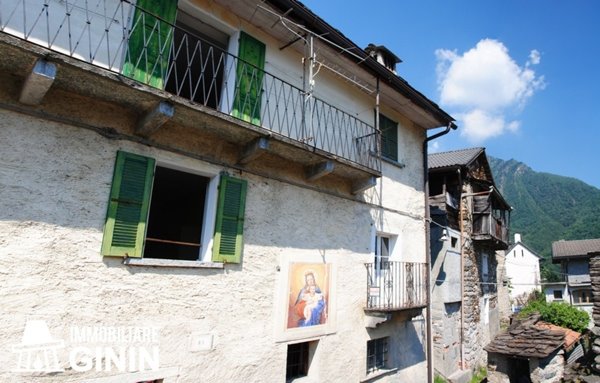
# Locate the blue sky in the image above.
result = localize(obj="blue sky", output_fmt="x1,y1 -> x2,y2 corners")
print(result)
301,0 -> 600,189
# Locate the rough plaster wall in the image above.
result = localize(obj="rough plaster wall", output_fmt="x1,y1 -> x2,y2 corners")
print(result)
504,245 -> 541,300
0,109 -> 427,382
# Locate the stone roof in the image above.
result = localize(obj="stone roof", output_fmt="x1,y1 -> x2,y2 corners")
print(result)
536,322 -> 581,350
428,147 -> 485,170
552,238 -> 600,260
484,315 -> 575,359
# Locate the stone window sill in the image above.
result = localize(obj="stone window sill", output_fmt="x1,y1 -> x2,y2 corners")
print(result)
123,257 -> 224,269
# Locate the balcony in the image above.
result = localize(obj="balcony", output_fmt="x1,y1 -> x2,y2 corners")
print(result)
0,0 -> 380,185
365,261 -> 427,312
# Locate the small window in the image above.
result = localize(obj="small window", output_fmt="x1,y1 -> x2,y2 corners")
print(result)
286,342 -> 313,380
375,234 -> 392,270
450,236 -> 458,249
553,290 -> 563,300
482,253 -> 489,280
379,114 -> 398,161
366,337 -> 388,374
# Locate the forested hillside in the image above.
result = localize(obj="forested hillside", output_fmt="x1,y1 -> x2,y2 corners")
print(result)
489,157 -> 600,279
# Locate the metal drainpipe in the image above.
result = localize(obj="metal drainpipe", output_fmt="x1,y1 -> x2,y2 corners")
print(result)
424,122 -> 457,383
458,168 -> 465,371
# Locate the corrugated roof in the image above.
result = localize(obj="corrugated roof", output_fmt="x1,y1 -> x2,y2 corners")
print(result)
428,147 -> 485,170
552,238 -> 600,259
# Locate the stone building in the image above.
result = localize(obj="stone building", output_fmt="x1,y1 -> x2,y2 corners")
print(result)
485,315 -> 582,383
429,147 -> 511,381
0,0 -> 456,382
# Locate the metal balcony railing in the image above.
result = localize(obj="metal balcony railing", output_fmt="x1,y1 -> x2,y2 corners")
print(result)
1,0 -> 380,172
365,261 -> 427,311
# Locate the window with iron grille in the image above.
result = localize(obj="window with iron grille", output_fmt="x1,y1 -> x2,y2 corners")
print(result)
366,337 -> 388,374
286,342 -> 310,380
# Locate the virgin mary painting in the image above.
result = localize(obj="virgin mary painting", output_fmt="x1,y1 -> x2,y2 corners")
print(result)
287,263 -> 329,329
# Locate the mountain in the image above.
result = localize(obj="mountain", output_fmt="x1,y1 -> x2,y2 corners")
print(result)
488,157 -> 600,279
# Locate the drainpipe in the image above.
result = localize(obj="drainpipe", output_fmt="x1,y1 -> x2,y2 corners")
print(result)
424,122 -> 457,383
458,168 -> 465,371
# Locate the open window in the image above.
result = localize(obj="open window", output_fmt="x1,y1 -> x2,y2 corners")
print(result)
101,151 -> 247,263
164,8 -> 229,109
122,1 -> 266,124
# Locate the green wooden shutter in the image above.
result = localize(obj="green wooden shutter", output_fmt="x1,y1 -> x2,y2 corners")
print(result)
212,175 -> 248,263
232,32 -> 265,125
380,114 -> 398,161
101,151 -> 155,257
122,0 -> 178,89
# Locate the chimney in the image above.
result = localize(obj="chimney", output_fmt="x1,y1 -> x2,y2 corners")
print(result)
514,233 -> 522,243
365,44 -> 402,74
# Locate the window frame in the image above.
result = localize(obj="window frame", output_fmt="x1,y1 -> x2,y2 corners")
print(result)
378,113 -> 398,162
553,289 -> 563,301
374,234 -> 391,271
101,151 -> 246,264
286,341 -> 317,381
366,337 -> 389,375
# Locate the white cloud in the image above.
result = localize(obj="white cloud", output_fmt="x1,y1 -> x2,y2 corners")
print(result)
528,49 -> 541,65
435,39 -> 544,143
429,141 -> 441,152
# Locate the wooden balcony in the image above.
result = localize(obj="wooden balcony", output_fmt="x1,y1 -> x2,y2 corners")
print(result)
365,261 -> 428,312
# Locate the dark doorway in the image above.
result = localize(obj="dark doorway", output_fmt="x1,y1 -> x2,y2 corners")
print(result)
508,357 -> 531,383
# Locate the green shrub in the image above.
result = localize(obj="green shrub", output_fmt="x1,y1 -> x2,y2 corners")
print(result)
469,366 -> 487,383
518,295 -> 589,333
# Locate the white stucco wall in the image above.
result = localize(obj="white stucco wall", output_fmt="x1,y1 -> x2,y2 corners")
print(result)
0,100 -> 427,383
505,244 -> 541,301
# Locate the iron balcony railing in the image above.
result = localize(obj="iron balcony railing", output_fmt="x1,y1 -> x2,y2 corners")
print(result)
1,0 -> 380,172
365,261 -> 427,311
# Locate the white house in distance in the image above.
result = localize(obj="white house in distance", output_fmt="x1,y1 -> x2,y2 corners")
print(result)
0,1 -> 456,382
504,233 -> 541,309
